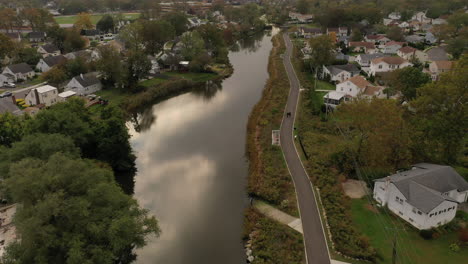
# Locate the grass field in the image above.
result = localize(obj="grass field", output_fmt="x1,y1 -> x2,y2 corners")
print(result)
54,13 -> 140,25
351,198 -> 468,264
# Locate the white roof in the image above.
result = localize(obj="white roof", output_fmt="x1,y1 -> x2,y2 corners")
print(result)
179,61 -> 190,65
36,85 -> 57,94
58,91 -> 77,98
324,91 -> 347,100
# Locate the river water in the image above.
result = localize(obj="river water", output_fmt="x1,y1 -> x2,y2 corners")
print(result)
130,29 -> 278,264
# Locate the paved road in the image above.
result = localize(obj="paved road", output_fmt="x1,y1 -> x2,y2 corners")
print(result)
280,33 -> 331,264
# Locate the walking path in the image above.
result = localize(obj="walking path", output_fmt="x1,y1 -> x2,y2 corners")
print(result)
254,200 -> 303,234
280,32 -> 331,264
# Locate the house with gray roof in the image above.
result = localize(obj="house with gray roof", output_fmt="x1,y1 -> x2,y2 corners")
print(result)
373,163 -> 468,230
38,44 -> 61,57
64,73 -> 102,95
36,55 -> 66,72
321,64 -> 360,82
355,53 -> 385,67
425,47 -> 449,62
2,63 -> 35,82
27,31 -> 46,43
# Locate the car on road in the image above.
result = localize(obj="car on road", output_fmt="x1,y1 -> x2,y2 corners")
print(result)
0,91 -> 13,98
4,82 -> 16,88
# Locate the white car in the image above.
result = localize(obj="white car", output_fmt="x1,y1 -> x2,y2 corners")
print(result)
4,82 -> 15,88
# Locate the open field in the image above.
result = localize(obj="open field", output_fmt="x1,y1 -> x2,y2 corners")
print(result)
351,198 -> 468,264
54,13 -> 140,25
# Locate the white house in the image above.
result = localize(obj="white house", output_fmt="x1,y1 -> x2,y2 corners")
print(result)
298,27 -> 322,39
369,57 -> 412,75
373,163 -> 468,230
397,46 -> 418,60
322,64 -> 360,83
412,12 -> 431,24
428,60 -> 453,81
2,63 -> 35,82
58,90 -> 77,102
37,44 -> 61,58
25,85 -> 59,106
364,35 -> 391,47
0,204 -> 18,258
324,75 -> 384,109
36,55 -> 66,72
327,27 -> 347,37
382,41 -> 406,54
355,53 -> 385,68
388,12 -> 401,20
432,18 -> 447,25
64,73 -> 102,95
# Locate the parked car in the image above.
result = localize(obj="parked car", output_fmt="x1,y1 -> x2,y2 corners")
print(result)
0,91 -> 13,98
4,82 -> 15,88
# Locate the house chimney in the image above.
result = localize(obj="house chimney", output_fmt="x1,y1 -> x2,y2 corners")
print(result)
34,88 -> 40,105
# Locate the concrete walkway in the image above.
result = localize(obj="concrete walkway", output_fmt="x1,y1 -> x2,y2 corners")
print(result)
254,200 -> 303,234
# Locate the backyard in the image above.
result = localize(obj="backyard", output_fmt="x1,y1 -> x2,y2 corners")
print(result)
351,198 -> 468,264
54,13 -> 140,25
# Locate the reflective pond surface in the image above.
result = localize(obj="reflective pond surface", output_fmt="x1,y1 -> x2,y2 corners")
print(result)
130,29 -> 277,264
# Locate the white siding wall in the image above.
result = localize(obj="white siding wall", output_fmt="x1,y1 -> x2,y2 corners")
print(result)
65,78 -> 102,95
39,89 -> 58,106
424,201 -> 457,229
336,81 -> 359,97
36,60 -> 51,72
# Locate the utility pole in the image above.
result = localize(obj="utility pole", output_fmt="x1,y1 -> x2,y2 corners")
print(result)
392,234 -> 397,264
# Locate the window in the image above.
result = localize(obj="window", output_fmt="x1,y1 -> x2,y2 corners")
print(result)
349,88 -> 352,92
399,211 -> 403,215
430,214 -> 433,217
409,218 -> 414,222
378,65 -> 383,69
341,88 -> 343,91
412,208 -> 417,214
418,211 -> 422,215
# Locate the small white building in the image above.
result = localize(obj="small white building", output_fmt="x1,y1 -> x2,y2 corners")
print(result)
37,44 -> 61,58
412,12 -> 431,24
373,163 -> 468,230
64,73 -> 102,96
2,63 -> 35,82
36,55 -> 66,73
58,90 -> 77,102
322,64 -> 360,83
25,85 -> 59,106
369,57 -> 412,75
0,204 -> 18,258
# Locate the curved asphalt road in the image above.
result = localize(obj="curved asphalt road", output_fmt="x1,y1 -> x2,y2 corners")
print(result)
280,33 -> 331,264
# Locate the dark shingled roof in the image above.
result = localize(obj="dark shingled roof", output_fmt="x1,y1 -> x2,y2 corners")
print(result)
41,43 -> 59,53
325,64 -> 360,76
74,74 -> 100,87
6,63 -> 33,74
376,163 -> 468,213
43,55 -> 66,67
27,31 -> 46,39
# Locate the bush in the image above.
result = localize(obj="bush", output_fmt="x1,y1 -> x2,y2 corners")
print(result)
449,243 -> 460,252
456,210 -> 468,221
458,228 -> 468,243
420,229 -> 434,240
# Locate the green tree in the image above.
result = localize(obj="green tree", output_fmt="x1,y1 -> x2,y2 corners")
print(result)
41,66 -> 68,86
335,99 -> 412,170
74,12 -> 94,31
386,26 -> 405,41
447,34 -> 468,59
0,113 -> 24,147
180,31 -> 205,61
0,33 -> 14,60
410,55 -> 468,164
140,0 -> 162,20
296,0 -> 311,14
95,45 -> 125,88
120,22 -> 144,52
307,35 -> 335,71
15,47 -> 42,65
2,154 -> 159,264
64,57 -> 89,78
350,28 -> 363,41
96,14 -> 115,33
163,12 -> 188,36
388,67 -> 431,101
196,24 -> 228,63
126,51 -> 151,90
64,29 -> 86,52
141,20 -> 175,55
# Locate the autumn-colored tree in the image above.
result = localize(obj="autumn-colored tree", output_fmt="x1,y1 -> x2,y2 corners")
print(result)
307,34 -> 335,71
334,99 -> 412,170
388,67 -> 431,101
41,67 -> 68,86
74,12 -> 94,31
0,8 -> 17,32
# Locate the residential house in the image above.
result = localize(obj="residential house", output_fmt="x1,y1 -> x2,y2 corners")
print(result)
428,60 -> 453,81
322,64 -> 360,83
324,75 -> 384,109
388,12 -> 401,20
373,163 -> 468,230
64,50 -> 91,61
58,90 -> 77,102
365,35 -> 391,47
64,73 -> 102,95
369,57 -> 412,75
327,27 -> 347,37
383,18 -> 397,26
36,55 -> 66,72
382,41 -> 406,54
289,12 -> 313,23
397,46 -> 418,60
37,43 -> 61,58
348,42 -> 376,54
4,32 -> 21,42
148,55 -> 161,74
25,85 -> 59,106
412,11 -> 431,23
0,73 -> 15,85
424,32 -> 437,44
432,18 -> 447,25
425,47 -> 449,62
405,34 -> 424,44
188,17 -> 202,28
355,53 -> 385,67
298,27 -> 322,39
0,204 -> 18,258
409,20 -> 423,31
27,31 -> 46,42
398,21 -> 410,30
2,63 -> 35,82
81,29 -> 101,41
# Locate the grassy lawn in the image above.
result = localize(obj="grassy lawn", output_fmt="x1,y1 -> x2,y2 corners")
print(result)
140,77 -> 167,88
351,198 -> 468,264
54,13 -> 140,25
317,80 -> 335,90
95,88 -> 129,108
